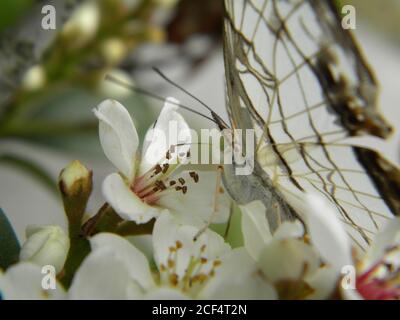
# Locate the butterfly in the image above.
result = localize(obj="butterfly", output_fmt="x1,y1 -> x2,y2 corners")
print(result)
219,0 -> 400,249
106,0 -> 399,249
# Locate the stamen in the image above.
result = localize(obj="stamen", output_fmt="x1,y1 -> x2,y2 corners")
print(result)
155,180 -> 167,191
213,260 -> 221,267
154,164 -> 163,175
162,163 -> 170,174
129,150 -> 193,211
142,193 -> 159,205
133,164 -> 163,193
169,273 -> 179,286
168,259 -> 175,269
160,239 -> 223,295
189,171 -> 199,183
356,247 -> 400,300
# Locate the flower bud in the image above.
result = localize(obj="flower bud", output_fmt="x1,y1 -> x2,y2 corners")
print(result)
59,160 -> 92,197
19,225 -> 70,274
100,38 -> 127,65
61,1 -> 100,49
22,65 -> 46,91
59,160 -> 92,236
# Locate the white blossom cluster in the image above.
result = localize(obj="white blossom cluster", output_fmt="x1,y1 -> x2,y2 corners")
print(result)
1,99 -> 399,300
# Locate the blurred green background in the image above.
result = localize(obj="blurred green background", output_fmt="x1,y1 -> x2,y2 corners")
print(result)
0,0 -> 224,237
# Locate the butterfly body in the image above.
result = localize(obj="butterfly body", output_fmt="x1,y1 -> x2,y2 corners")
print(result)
222,160 -> 296,231
213,109 -> 297,231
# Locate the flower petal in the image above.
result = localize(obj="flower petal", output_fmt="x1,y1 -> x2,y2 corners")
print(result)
90,233 -> 155,290
94,99 -> 138,180
274,221 -> 304,240
144,287 -> 189,300
158,170 -> 230,226
306,266 -> 339,300
139,97 -> 191,176
152,212 -> 230,279
20,225 -> 69,274
102,173 -> 164,223
69,233 -> 155,299
240,198 -> 304,261
69,247 -> 143,299
125,235 -> 154,262
0,262 -> 66,300
200,248 -> 277,300
240,200 -> 272,260
258,238 -> 320,282
281,189 -> 353,272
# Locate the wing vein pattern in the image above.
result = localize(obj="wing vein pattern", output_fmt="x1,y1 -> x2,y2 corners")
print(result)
223,0 -> 400,247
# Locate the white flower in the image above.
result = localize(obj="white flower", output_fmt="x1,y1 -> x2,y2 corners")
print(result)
0,262 -> 66,300
241,199 -> 340,299
19,225 -> 70,274
349,218 -> 400,300
94,98 -> 229,225
334,216 -> 400,300
69,212 -> 276,299
294,194 -> 400,300
280,192 -> 353,273
281,192 -> 400,300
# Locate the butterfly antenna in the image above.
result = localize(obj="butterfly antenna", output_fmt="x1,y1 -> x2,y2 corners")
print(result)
105,74 -> 217,124
152,68 -> 221,115
153,67 -> 230,129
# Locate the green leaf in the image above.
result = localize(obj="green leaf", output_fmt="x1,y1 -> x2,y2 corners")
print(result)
0,153 -> 58,196
0,208 -> 20,269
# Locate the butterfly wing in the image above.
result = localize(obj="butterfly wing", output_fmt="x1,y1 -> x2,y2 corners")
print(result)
223,0 -> 399,247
